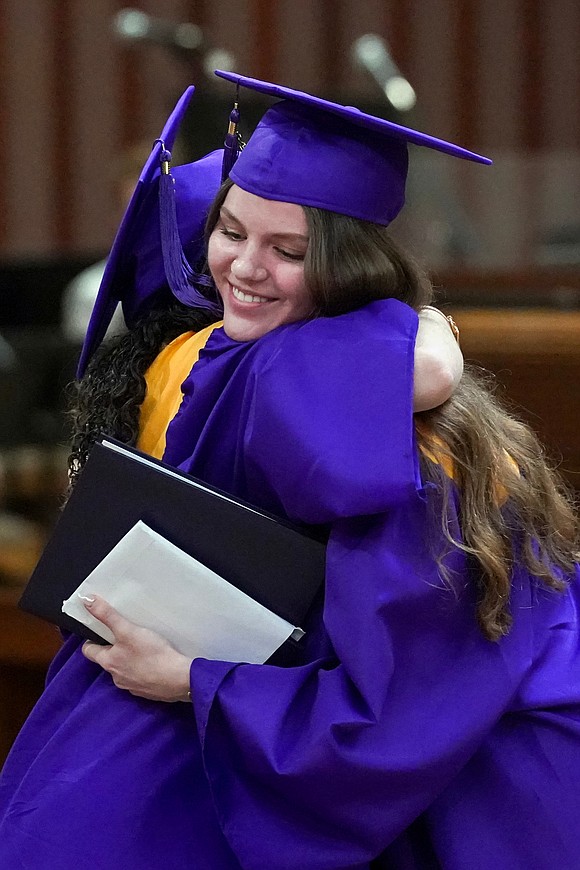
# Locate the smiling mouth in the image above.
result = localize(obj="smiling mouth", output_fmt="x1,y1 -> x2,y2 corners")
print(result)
231,286 -> 271,304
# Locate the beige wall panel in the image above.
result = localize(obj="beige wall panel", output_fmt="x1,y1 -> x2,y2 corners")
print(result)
461,2 -> 529,268
326,0 -> 352,93
69,0 -> 121,252
537,152 -> 580,244
338,0 -> 390,99
540,0 -> 580,149
407,0 -> 457,143
136,0 -> 198,138
207,0 -> 253,77
2,0 -> 55,256
276,0 -> 327,92
470,154 -> 531,268
399,0 -> 479,270
401,152 -> 480,271
476,0 -> 524,150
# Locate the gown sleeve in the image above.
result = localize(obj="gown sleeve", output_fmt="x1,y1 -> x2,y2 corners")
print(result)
242,298 -> 422,524
185,299 -> 535,868
189,499 -> 535,870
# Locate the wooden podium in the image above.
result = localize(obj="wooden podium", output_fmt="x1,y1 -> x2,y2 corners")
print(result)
449,307 -> 580,492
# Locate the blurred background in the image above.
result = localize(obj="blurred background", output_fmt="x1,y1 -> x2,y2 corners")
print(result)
0,0 -> 578,760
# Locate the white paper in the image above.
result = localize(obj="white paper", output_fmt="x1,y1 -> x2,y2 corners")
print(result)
62,521 -> 303,664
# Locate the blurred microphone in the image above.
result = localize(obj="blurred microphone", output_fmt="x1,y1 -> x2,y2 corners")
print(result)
351,34 -> 416,113
112,8 -> 236,76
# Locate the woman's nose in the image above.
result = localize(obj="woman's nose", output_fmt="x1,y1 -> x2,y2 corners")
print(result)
231,252 -> 268,283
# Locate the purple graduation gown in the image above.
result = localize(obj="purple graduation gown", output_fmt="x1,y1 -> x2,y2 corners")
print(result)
1,299 -> 579,869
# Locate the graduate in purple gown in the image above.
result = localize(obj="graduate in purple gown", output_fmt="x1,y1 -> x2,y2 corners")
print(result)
1,73 -> 579,870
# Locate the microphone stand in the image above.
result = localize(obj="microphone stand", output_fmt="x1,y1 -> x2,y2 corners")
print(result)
352,34 -> 482,266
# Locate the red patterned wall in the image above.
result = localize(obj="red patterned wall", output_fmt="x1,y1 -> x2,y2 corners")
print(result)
0,0 -> 577,268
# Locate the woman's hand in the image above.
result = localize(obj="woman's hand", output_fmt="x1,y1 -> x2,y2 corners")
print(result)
413,307 -> 463,412
80,595 -> 192,703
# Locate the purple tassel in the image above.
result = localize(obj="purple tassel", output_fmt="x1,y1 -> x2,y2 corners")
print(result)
221,87 -> 244,181
158,145 -> 221,312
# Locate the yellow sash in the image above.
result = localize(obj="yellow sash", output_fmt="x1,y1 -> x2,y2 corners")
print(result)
137,322 -> 222,459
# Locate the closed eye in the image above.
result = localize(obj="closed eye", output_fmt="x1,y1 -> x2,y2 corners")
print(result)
274,247 -> 306,262
219,228 -> 245,241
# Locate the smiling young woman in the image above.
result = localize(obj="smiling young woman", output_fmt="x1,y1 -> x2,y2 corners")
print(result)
208,185 -> 312,342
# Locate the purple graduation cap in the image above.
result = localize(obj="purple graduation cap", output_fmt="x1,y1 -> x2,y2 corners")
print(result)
215,70 -> 491,226
78,72 -> 492,378
77,86 -> 223,377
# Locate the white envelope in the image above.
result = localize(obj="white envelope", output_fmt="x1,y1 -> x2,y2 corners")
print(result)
62,521 -> 303,664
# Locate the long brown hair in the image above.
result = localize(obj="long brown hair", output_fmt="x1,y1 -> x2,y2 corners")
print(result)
302,204 -> 578,639
207,181 -> 580,640
416,376 -> 578,639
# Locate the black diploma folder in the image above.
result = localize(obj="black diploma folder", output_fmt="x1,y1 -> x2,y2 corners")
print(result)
19,439 -> 326,642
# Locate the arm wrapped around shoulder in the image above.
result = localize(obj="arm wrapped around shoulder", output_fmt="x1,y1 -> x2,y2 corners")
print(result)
243,299 -> 420,524
413,306 -> 463,411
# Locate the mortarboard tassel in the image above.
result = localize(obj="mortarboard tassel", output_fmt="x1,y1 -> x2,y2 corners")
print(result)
158,143 -> 221,312
221,85 -> 244,181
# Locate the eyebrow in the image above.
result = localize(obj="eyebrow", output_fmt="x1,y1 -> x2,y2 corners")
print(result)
219,206 -> 309,244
